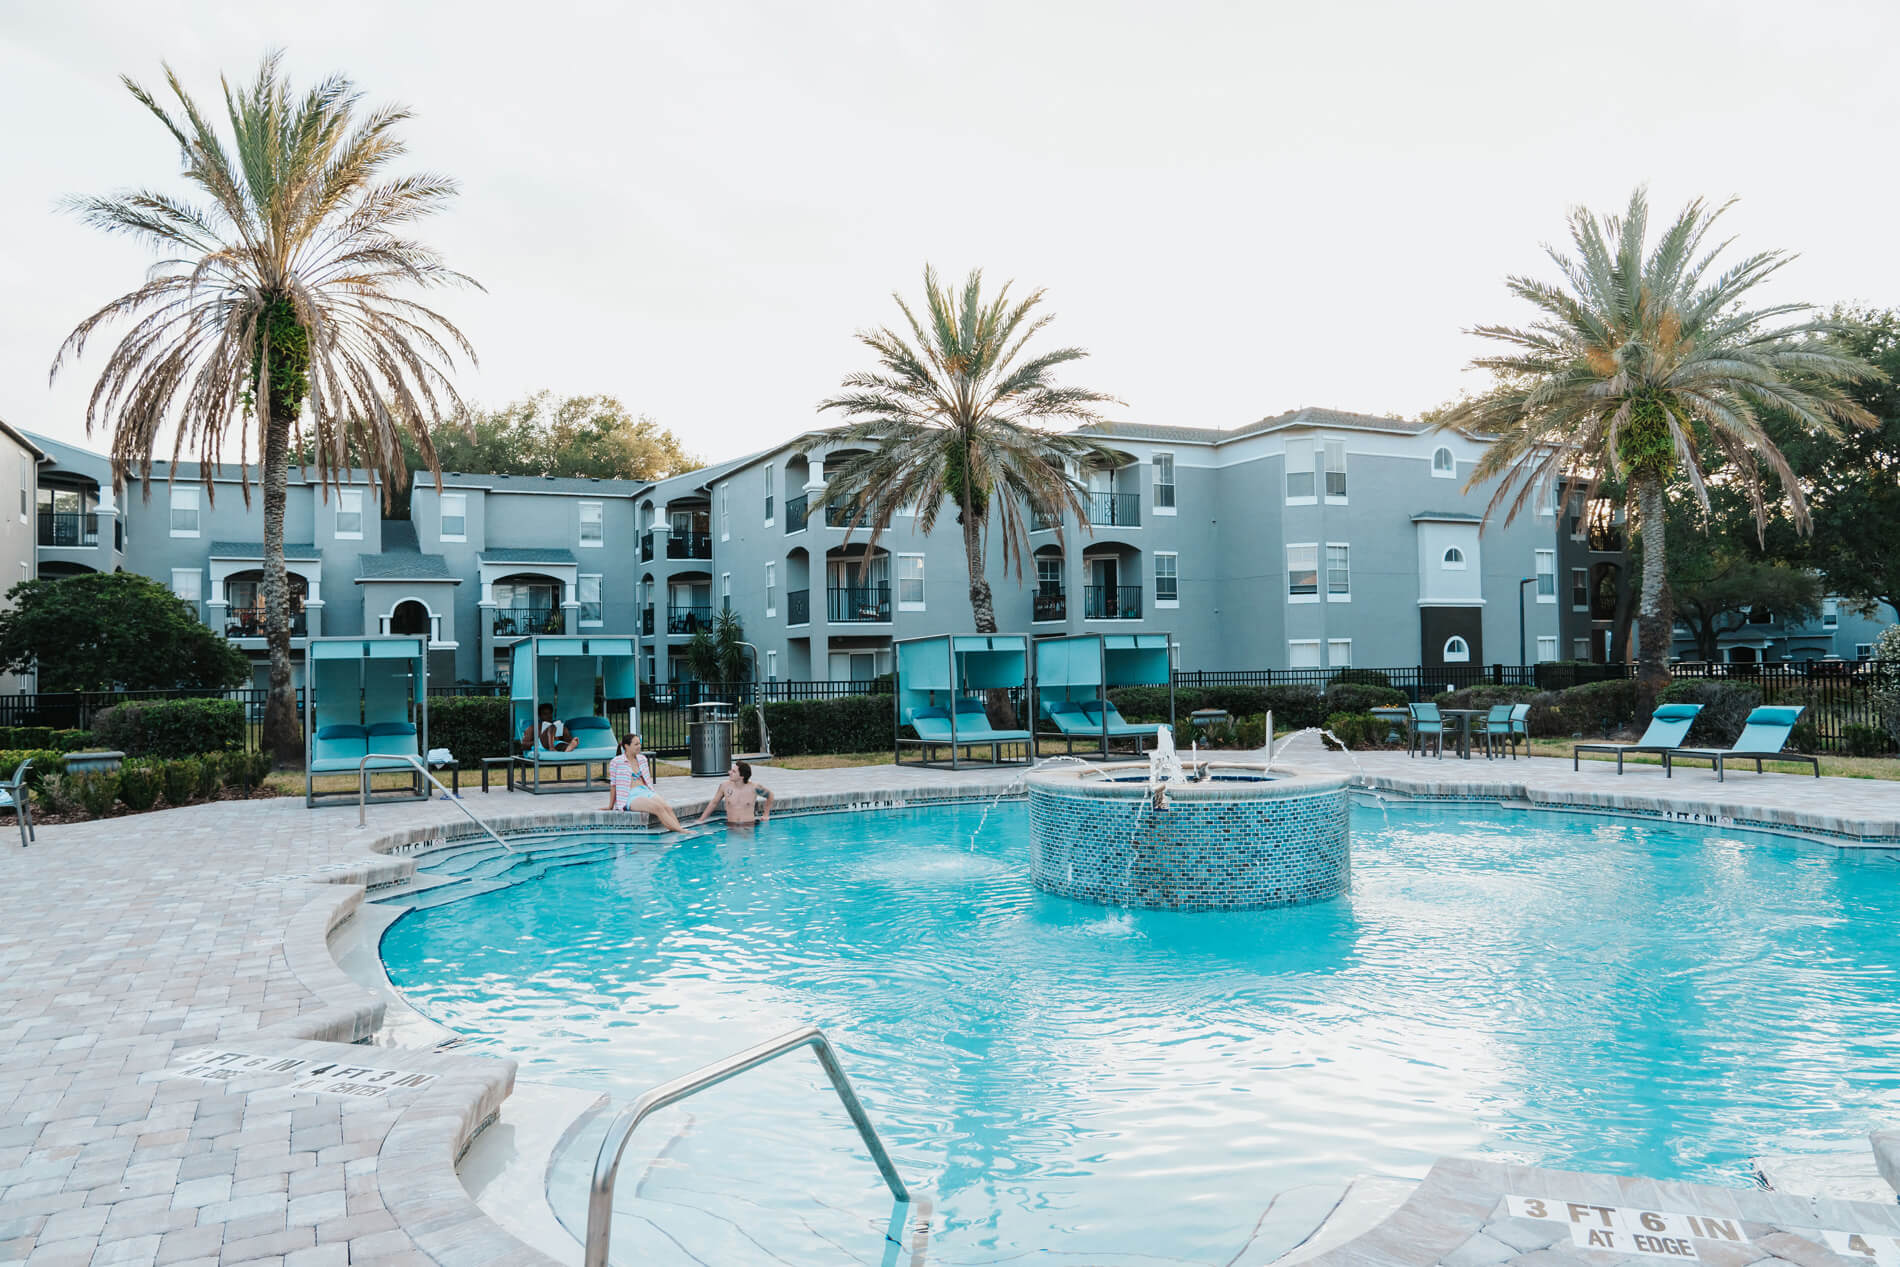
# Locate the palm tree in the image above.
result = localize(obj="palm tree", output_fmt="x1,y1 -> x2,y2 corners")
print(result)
53,53 -> 477,765
813,266 -> 1122,633
1438,188 -> 1877,706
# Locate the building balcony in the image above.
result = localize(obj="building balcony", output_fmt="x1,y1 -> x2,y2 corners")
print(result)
492,605 -> 564,637
1031,508 -> 1061,532
784,495 -> 809,534
225,609 -> 308,639
824,502 -> 858,528
786,588 -> 810,626
1033,589 -> 1066,622
1084,491 -> 1140,528
666,531 -> 713,560
827,585 -> 891,623
1083,585 -> 1141,620
667,604 -> 712,635
37,511 -> 99,548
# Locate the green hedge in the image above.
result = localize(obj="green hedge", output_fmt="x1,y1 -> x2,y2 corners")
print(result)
1541,678 -> 1640,738
1106,685 -> 1198,720
1656,680 -> 1761,747
0,749 -> 66,790
92,699 -> 244,758
1324,683 -> 1407,713
743,694 -> 892,757
1327,668 -> 1393,688
1106,684 -> 1328,729
427,696 -> 513,765
1432,684 -> 1540,711
1323,711 -> 1390,750
0,726 -> 93,751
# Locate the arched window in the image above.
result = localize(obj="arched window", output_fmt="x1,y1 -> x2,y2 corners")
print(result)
1432,447 -> 1455,476
1443,635 -> 1470,663
1442,547 -> 1466,569
388,600 -> 430,637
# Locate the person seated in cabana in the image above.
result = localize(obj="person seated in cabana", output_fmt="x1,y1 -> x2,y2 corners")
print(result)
521,702 -> 578,753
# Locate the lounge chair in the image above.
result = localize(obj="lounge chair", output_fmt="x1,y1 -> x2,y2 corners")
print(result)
3,757 -> 35,849
1664,706 -> 1819,781
1044,699 -> 1154,752
1573,703 -> 1702,773
1407,703 -> 1444,758
908,703 -> 1031,765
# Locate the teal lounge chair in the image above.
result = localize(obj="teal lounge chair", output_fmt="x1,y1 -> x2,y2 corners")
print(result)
908,704 -> 1031,765
1573,703 -> 1702,774
1044,699 -> 1153,753
1407,703 -> 1444,758
1664,706 -> 1818,781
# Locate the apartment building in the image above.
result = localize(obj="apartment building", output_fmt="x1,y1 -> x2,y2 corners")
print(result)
0,420 -> 46,691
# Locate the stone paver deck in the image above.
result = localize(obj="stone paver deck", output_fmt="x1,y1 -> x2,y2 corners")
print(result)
1,747 -> 1895,1266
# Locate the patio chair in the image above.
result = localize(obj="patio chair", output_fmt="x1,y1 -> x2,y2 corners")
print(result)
1664,706 -> 1819,781
1507,703 -> 1531,757
3,757 -> 35,848
1572,703 -> 1702,774
1407,702 -> 1444,758
1474,704 -> 1517,759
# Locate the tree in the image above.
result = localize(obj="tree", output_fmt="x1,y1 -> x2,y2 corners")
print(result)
685,608 -> 750,685
429,392 -> 700,481
1437,189 -> 1878,711
1670,553 -> 1822,662
813,266 -> 1121,632
0,572 -> 250,692
53,54 -> 477,766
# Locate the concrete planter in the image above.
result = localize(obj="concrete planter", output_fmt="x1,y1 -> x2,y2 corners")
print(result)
63,750 -> 126,775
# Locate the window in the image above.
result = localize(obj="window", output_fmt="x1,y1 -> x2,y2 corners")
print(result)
1325,543 -> 1350,600
1539,477 -> 1558,515
1536,635 -> 1558,663
18,456 -> 27,522
1535,549 -> 1556,601
1571,568 -> 1589,609
1154,552 -> 1178,604
1327,638 -> 1351,668
170,569 -> 201,606
719,484 -> 730,540
1441,546 -> 1466,570
1288,639 -> 1322,668
1152,454 -> 1176,513
1287,544 -> 1318,599
765,562 -> 777,617
1822,598 -> 1839,630
720,572 -> 732,611
440,492 -> 466,540
169,486 -> 200,537
579,574 -> 603,625
333,488 -> 363,539
1285,439 -> 1315,501
1443,635 -> 1470,663
1856,643 -> 1874,661
1036,556 -> 1062,595
764,473 -> 774,525
897,554 -> 925,610
578,500 -> 604,547
767,650 -> 778,682
1432,446 -> 1455,477
1573,637 -> 1592,660
1323,439 -> 1346,500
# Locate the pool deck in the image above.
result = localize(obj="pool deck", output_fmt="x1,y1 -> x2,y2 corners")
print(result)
0,748 -> 1896,1266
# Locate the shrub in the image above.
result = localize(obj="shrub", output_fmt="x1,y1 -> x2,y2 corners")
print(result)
36,771 -> 78,816
1327,668 -> 1392,688
746,694 -> 892,757
196,752 -> 226,799
1841,723 -> 1892,758
224,750 -> 273,792
92,699 -> 244,758
1106,685 -> 1205,721
1657,680 -> 1760,746
0,726 -> 54,749
427,696 -> 513,764
1232,713 -> 1267,750
1432,685 -> 1539,711
160,758 -> 201,806
116,761 -> 161,812
1324,683 -> 1406,713
1323,711 -> 1388,750
1547,678 -> 1640,737
50,729 -> 95,752
1525,691 -> 1566,738
71,771 -> 120,819
0,749 -> 66,791
1788,721 -> 1821,755
1211,685 -> 1325,730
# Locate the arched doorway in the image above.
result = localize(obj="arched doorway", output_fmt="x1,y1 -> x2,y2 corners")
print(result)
389,600 -> 431,637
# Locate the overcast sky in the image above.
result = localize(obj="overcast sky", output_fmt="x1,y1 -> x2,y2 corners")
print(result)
4,1 -> 1896,465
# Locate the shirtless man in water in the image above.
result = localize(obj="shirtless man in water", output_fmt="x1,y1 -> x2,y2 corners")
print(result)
695,760 -> 774,826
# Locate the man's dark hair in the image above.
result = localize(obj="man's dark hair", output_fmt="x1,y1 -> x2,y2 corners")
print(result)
736,760 -> 752,783
537,702 -> 554,717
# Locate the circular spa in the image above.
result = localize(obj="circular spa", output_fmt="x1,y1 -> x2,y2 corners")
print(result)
1026,762 -> 1351,909
377,800 -> 1900,1267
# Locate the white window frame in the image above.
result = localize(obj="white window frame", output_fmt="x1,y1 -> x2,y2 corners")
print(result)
720,571 -> 732,611
1573,636 -> 1592,660
1323,438 -> 1347,502
439,492 -> 466,542
1152,453 -> 1176,515
765,562 -> 777,618
1441,546 -> 1467,570
1326,638 -> 1352,668
766,649 -> 778,681
578,500 -> 604,548
1431,446 -> 1456,478
763,472 -> 774,527
1822,597 -> 1839,630
1325,542 -> 1350,602
1286,542 -> 1319,602
1535,549 -> 1556,602
17,456 -> 27,523
169,486 -> 200,538
719,483 -> 730,541
578,574 -> 603,626
1536,635 -> 1559,663
334,488 -> 364,540
1571,568 -> 1589,610
1539,476 -> 1559,516
896,553 -> 926,611
1443,635 -> 1471,663
1154,551 -> 1179,606
1287,639 -> 1322,669
1284,439 -> 1316,503
170,568 -> 202,605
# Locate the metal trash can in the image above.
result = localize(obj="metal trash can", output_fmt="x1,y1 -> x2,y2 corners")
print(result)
687,701 -> 735,777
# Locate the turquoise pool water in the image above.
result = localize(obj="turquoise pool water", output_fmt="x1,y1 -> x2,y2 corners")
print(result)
379,801 -> 1900,1265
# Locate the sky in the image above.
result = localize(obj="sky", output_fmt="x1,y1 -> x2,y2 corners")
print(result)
3,0 -> 1898,465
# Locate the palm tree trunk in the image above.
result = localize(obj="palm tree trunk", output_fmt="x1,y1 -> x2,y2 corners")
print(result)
1633,477 -> 1673,721
259,406 -> 302,767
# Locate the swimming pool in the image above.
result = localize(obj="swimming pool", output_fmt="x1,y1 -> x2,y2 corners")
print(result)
379,800 -> 1900,1265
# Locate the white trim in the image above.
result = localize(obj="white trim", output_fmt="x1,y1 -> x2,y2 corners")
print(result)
1324,541 -> 1350,603
1570,567 -> 1589,611
1287,638 -> 1322,669
1153,550 -> 1179,607
439,491 -> 467,542
719,483 -> 730,542
1443,635 -> 1471,663
170,568 -> 202,604
578,500 -> 604,548
1441,546 -> 1467,570
1431,446 -> 1456,478
1534,548 -> 1556,603
896,553 -> 926,611
1322,437 -> 1347,504
1535,635 -> 1558,663
764,561 -> 777,618
1286,542 -> 1319,603
1326,637 -> 1351,669
1151,452 -> 1177,516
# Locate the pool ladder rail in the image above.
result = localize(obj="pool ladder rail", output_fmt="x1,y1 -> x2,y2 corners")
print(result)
354,753 -> 517,854
585,1024 -> 911,1267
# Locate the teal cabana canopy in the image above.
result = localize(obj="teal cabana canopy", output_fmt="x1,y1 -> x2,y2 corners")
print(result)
894,634 -> 1034,768
1033,632 -> 1173,755
304,635 -> 429,807
507,634 -> 640,793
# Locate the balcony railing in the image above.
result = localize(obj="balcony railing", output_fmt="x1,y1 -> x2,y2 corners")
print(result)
225,610 -> 309,639
824,502 -> 857,528
1083,585 -> 1141,620
37,511 -> 98,547
1084,492 -> 1140,528
787,588 -> 810,625
667,604 -> 713,635
1033,589 -> 1066,622
784,495 -> 808,533
666,531 -> 713,560
492,606 -> 564,637
641,606 -> 655,636
827,585 -> 891,623
1031,508 -> 1061,531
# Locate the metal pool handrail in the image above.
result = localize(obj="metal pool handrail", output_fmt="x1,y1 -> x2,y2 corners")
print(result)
355,753 -> 514,853
585,1025 -> 910,1267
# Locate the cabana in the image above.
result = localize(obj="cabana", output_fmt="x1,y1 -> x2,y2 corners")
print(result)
894,634 -> 1034,769
509,634 -> 639,793
1033,633 -> 1173,756
305,636 -> 429,807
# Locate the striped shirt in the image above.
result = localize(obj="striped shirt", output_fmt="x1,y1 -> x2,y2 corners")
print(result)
608,753 -> 653,810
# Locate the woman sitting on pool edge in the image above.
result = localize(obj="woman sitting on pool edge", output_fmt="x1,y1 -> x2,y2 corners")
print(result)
605,733 -> 684,831
695,760 -> 774,826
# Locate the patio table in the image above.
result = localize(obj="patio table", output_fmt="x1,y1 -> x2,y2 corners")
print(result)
1439,708 -> 1489,759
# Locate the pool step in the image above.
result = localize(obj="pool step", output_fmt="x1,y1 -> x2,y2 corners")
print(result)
376,837 -> 635,908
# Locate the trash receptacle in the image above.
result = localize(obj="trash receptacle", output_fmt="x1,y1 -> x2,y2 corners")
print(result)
687,701 -> 735,777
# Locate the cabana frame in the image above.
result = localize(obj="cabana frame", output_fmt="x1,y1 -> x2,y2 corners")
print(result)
893,634 -> 1035,769
305,635 -> 429,808
508,634 -> 640,794
1032,633 -> 1174,757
